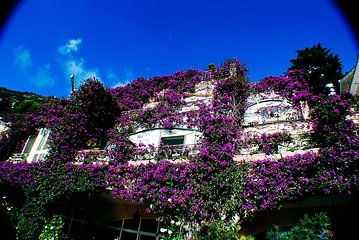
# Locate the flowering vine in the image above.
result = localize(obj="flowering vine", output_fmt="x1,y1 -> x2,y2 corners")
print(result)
0,58 -> 357,239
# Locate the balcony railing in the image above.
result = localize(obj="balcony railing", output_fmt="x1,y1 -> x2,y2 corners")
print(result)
74,144 -> 200,165
75,149 -> 110,164
243,110 -> 304,126
132,144 -> 199,162
8,153 -> 28,162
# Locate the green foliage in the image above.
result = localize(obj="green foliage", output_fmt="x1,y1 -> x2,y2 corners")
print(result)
194,220 -> 254,240
351,96 -> 359,111
288,43 -> 343,95
0,194 -> 18,238
0,87 -> 49,117
206,63 -> 216,71
0,96 -> 12,116
309,93 -> 357,148
190,164 -> 248,221
13,99 -> 42,114
265,212 -> 334,240
39,214 -> 69,240
16,200 -> 47,240
159,222 -> 185,240
13,161 -> 106,239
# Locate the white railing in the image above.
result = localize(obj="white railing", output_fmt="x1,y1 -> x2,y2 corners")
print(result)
132,144 -> 199,162
8,153 -> 28,162
75,149 -> 110,164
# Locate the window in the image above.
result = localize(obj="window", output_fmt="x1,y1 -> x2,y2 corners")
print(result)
108,217 -> 161,240
65,209 -> 87,238
63,208 -> 96,239
22,135 -> 36,154
161,136 -> 185,146
37,129 -> 49,150
23,128 -> 51,162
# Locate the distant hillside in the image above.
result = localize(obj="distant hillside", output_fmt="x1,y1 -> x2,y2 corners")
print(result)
0,87 -> 49,117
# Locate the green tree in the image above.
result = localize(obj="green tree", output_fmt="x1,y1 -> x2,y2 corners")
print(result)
13,99 -> 43,114
288,43 -> 343,95
265,212 -> 334,240
0,96 -> 12,116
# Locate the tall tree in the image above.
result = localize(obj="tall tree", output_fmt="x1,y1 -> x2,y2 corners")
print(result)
288,43 -> 343,95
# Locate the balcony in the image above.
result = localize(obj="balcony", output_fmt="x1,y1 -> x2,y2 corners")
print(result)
7,153 -> 28,162
75,149 -> 110,164
130,144 -> 199,165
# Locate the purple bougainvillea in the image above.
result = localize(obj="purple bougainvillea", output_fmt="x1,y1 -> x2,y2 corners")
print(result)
0,59 -> 358,239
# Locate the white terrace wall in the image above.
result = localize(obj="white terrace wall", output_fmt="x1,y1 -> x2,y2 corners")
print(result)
0,121 -> 7,133
129,128 -> 202,148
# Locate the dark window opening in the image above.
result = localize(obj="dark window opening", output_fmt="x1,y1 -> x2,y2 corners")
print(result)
108,217 -> 161,240
161,136 -> 185,146
22,136 -> 36,153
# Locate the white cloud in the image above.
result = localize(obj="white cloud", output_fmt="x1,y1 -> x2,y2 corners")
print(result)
107,69 -> 119,82
63,58 -> 100,87
111,67 -> 133,88
13,45 -> 32,72
13,45 -> 56,88
32,64 -> 55,88
106,69 -> 119,87
58,38 -> 82,55
57,38 -> 101,92
111,81 -> 124,88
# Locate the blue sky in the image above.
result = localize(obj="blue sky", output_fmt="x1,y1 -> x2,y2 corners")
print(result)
0,0 -> 358,97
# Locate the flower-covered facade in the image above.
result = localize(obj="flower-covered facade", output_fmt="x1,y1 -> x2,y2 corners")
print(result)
0,58 -> 358,240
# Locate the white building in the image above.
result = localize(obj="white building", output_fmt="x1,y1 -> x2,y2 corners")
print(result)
129,128 -> 201,149
8,128 -> 51,162
0,119 -> 8,133
339,54 -> 359,96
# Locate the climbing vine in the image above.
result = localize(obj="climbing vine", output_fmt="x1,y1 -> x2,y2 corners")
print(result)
0,58 -> 357,239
